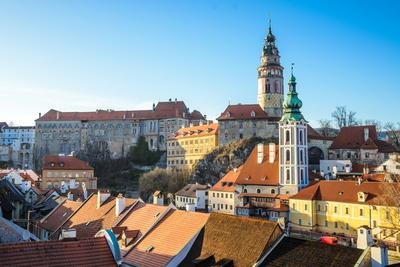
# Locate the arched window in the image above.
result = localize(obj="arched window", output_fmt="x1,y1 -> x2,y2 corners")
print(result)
286,150 -> 290,162
150,139 -> 154,148
286,169 -> 290,184
274,81 -> 278,93
266,83 -> 271,93
243,188 -> 247,193
300,149 -> 304,164
300,169 -> 304,184
285,130 -> 290,143
299,130 -> 304,145
271,189 -> 275,194
256,189 -> 261,194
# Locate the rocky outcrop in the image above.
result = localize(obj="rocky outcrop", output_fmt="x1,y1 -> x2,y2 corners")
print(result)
189,137 -> 278,185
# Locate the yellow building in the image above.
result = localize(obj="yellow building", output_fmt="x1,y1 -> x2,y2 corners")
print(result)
167,123 -> 218,171
41,155 -> 97,190
289,180 -> 400,247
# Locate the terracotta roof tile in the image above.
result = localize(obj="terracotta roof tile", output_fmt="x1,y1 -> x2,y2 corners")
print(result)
36,101 -> 189,122
123,209 -> 209,267
0,237 -> 117,267
330,125 -> 397,153
290,180 -> 400,206
175,183 -> 210,198
38,199 -> 82,233
58,193 -> 137,239
235,144 -> 279,186
43,155 -> 94,170
174,123 -> 218,139
217,104 -> 269,121
210,166 -> 243,192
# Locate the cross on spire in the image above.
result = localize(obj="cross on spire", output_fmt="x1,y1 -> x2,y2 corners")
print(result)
291,63 -> 295,75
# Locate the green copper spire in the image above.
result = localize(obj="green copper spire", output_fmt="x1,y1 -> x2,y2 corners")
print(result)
280,64 -> 307,122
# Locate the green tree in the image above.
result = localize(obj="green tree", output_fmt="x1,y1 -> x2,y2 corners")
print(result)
128,136 -> 161,165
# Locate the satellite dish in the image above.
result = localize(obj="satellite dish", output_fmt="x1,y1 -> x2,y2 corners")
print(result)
22,230 -> 30,241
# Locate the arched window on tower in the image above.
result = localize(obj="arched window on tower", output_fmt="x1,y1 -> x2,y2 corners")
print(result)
285,130 -> 290,144
299,130 -> 304,145
274,81 -> 278,93
286,169 -> 290,184
300,149 -> 304,164
266,81 -> 270,93
286,149 -> 290,162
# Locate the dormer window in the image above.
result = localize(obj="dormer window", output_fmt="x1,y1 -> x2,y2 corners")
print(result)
50,162 -> 55,167
357,192 -> 368,202
59,162 -> 64,167
250,111 -> 256,117
227,112 -> 231,118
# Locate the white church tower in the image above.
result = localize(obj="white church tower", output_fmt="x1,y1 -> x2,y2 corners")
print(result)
279,66 -> 309,195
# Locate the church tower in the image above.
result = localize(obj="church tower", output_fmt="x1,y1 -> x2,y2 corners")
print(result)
257,20 -> 284,119
278,67 -> 309,195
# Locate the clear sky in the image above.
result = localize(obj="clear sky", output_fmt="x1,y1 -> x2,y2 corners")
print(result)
0,0 -> 399,127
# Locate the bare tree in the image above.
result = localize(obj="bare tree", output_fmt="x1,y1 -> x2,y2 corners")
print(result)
318,119 -> 332,137
331,106 -> 358,128
365,120 -> 383,133
384,122 -> 400,147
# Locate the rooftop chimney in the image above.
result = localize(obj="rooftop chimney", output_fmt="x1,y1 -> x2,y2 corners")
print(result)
115,194 -> 126,217
38,112 -> 41,118
364,127 -> 370,142
257,143 -> 264,164
97,190 -> 111,209
269,143 -> 275,163
371,246 -> 389,267
56,111 -> 60,120
357,226 -> 372,249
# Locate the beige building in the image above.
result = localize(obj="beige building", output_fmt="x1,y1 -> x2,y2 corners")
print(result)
41,155 -> 96,190
167,123 -> 218,171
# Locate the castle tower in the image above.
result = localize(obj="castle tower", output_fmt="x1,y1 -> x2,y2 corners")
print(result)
257,20 -> 284,119
279,67 -> 309,195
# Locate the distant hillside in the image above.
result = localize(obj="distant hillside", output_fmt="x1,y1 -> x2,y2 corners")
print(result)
190,137 -> 278,185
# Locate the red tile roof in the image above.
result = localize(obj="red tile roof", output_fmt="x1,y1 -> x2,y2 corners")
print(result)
290,180 -> 400,206
123,209 -> 209,267
330,125 -> 397,153
175,183 -> 211,197
210,166 -> 243,192
38,199 -> 82,233
0,237 -> 117,267
174,123 -> 218,139
235,144 -> 279,186
36,101 -> 190,122
57,193 -> 137,239
307,125 -> 335,140
43,155 -> 94,170
217,104 -> 269,121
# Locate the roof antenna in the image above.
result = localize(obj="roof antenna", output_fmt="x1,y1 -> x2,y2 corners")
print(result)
291,63 -> 295,75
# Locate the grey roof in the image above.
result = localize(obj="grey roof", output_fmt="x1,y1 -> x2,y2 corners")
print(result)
0,217 -> 38,243
175,183 -> 210,198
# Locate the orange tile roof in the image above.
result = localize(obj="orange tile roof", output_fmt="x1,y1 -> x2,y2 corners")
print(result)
36,101 -> 190,121
290,180 -> 400,206
217,104 -> 269,121
174,123 -> 218,139
210,166 -> 243,192
0,237 -> 117,267
123,210 -> 209,267
330,125 -> 397,153
116,203 -> 169,254
38,199 -> 82,233
43,155 -> 94,170
58,193 -> 137,239
235,144 -> 279,186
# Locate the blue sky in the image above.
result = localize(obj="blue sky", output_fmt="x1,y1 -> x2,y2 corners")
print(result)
0,0 -> 399,127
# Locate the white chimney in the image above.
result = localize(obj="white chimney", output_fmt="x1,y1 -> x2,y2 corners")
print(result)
357,226 -> 373,249
345,165 -> 351,173
371,246 -> 389,267
61,229 -> 76,239
115,194 -> 126,217
364,127 -> 370,142
257,143 -> 264,164
269,143 -> 275,164
97,190 -> 111,209
56,111 -> 60,120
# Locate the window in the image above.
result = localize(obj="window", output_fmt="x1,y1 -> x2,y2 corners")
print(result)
345,223 -> 349,230
286,150 -> 290,162
373,220 -> 377,228
292,203 -> 296,209
230,205 -> 233,210
225,193 -> 228,198
213,192 -> 215,197
345,207 -> 349,215
304,204 -> 308,211
298,219 -> 302,226
334,222 -> 338,228
286,169 -> 290,183
243,189 -> 247,193
230,194 -> 233,199
256,189 -> 261,194
317,205 -> 321,212
359,209 -> 363,216
299,130 -> 303,145
285,130 -> 290,143
271,189 -> 275,194
325,221 -> 328,227
365,152 -> 370,158
386,211 -> 390,220
334,206 -> 337,213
